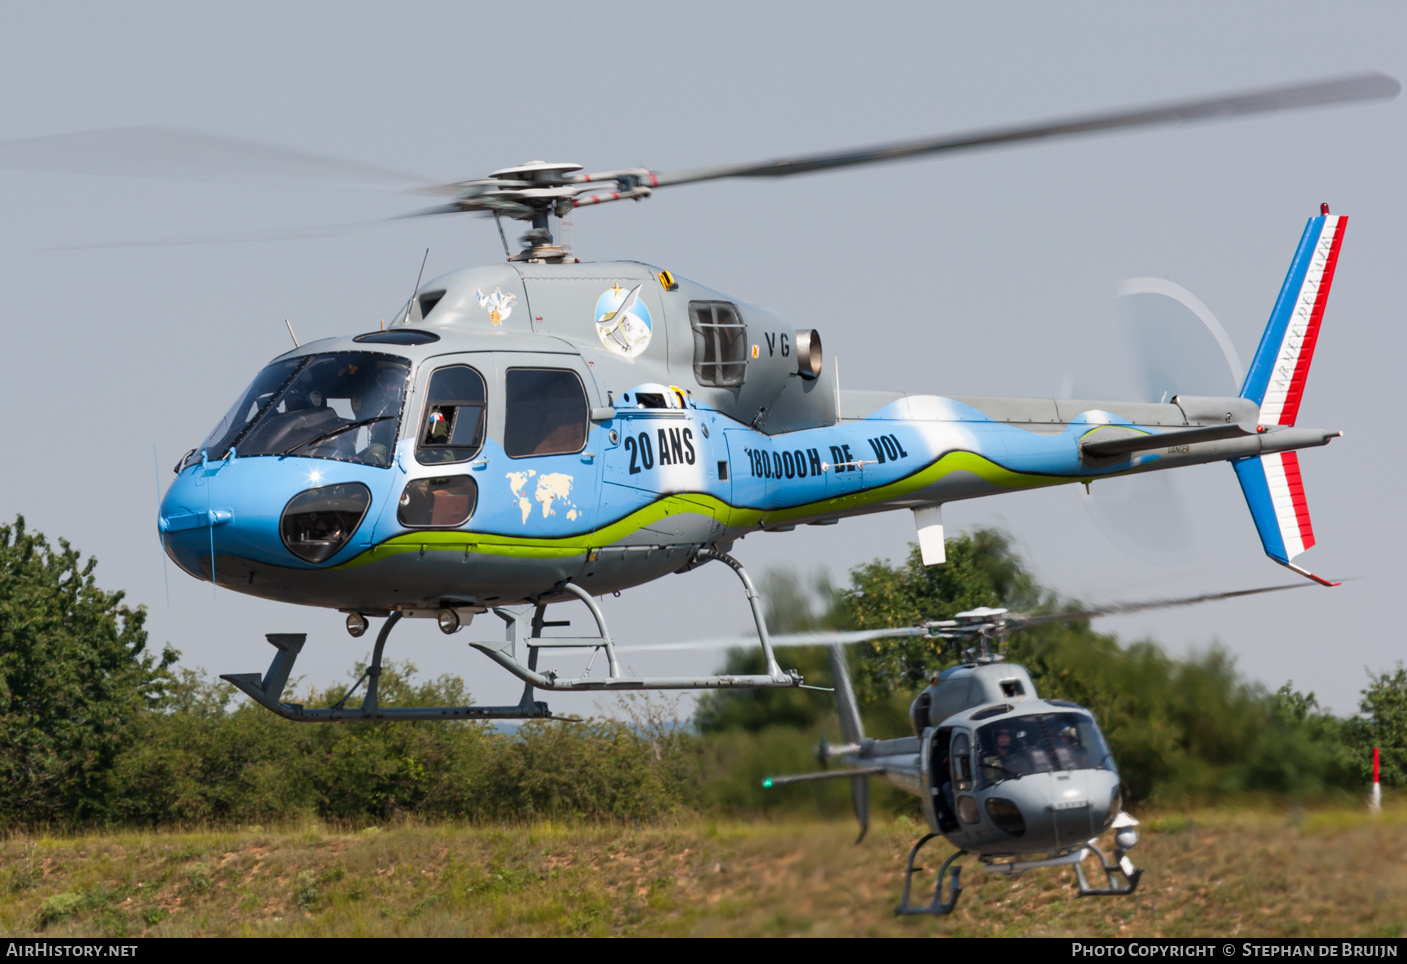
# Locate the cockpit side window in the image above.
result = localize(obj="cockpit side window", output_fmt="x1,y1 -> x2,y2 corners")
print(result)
504,368 -> 588,458
416,365 -> 488,465
689,301 -> 748,388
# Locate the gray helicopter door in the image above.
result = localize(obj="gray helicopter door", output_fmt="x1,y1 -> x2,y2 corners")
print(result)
950,729 -> 979,828
928,726 -> 958,833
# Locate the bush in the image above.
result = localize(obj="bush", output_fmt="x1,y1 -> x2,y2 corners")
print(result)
0,516 -> 175,828
110,665 -> 696,825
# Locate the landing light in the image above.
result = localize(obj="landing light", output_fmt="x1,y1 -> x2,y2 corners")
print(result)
437,608 -> 461,635
346,613 -> 368,638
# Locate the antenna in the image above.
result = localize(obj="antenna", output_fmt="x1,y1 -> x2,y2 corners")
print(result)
284,319 -> 299,348
408,247 -> 429,322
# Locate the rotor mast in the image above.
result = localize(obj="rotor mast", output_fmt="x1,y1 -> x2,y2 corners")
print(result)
432,160 -> 657,263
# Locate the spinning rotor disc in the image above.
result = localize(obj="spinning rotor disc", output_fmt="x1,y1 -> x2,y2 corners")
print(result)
0,73 -> 1396,258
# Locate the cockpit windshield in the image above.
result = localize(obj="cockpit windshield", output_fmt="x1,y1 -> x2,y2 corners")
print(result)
181,352 -> 411,470
975,712 -> 1114,788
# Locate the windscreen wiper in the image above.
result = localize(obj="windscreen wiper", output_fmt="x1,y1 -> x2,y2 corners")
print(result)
281,416 -> 392,457
983,761 -> 1025,782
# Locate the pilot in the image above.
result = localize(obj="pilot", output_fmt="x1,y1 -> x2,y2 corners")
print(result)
349,367 -> 402,466
248,386 -> 341,454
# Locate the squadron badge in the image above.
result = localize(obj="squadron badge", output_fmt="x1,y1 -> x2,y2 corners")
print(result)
475,287 -> 516,325
595,283 -> 653,358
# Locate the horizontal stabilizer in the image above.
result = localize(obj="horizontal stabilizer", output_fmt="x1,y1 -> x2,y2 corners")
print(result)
1081,421 -> 1257,459
763,766 -> 888,787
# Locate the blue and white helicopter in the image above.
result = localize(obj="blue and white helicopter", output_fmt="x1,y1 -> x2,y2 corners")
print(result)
68,72 -> 1386,728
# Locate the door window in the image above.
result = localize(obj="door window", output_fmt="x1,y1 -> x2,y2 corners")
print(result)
951,731 -> 973,791
504,368 -> 588,457
398,475 -> 477,527
417,365 -> 487,465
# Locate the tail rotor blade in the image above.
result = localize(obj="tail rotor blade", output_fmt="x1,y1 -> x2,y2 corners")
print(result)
1080,276 -> 1248,566
851,775 -> 870,845
827,644 -> 866,745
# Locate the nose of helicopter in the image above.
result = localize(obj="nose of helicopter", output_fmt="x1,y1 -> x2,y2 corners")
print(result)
158,455 -> 386,579
977,768 -> 1121,852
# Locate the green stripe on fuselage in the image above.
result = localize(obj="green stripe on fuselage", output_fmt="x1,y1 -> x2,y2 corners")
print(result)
337,449 -> 1064,567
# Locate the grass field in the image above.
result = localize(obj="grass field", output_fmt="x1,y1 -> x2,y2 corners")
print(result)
3,805 -> 1405,938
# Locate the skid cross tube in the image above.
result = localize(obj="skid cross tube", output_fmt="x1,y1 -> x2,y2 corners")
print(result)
469,564 -> 802,691
222,616 -> 554,722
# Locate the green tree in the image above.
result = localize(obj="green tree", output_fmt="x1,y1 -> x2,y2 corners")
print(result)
1350,663 -> 1407,786
840,529 -> 1041,698
0,516 -> 175,827
694,569 -> 842,733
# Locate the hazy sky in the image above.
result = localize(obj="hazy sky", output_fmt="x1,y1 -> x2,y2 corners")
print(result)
1,2 -> 1403,722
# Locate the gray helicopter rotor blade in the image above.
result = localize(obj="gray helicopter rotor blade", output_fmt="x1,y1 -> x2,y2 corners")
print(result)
612,625 -> 930,653
649,72 -> 1399,188
1005,582 -> 1310,631
52,203 -> 504,249
0,125 -> 433,189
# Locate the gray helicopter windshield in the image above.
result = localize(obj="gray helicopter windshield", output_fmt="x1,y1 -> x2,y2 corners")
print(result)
188,351 -> 411,468
975,712 -> 1114,788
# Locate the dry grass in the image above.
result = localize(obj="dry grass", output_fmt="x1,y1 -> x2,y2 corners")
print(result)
2,804 -> 1405,937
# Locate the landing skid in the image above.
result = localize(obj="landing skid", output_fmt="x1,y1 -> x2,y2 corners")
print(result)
981,841 -> 1142,898
893,834 -> 1142,917
896,834 -> 965,916
1071,842 -> 1143,897
222,548 -> 803,721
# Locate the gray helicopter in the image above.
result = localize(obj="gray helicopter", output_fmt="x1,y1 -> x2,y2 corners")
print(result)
761,584 -> 1300,916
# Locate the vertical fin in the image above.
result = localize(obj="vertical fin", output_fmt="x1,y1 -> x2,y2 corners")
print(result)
1240,211 -> 1347,426
1233,208 -> 1344,586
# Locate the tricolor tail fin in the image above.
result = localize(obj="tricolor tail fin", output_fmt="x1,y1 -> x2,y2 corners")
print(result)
1233,207 -> 1345,586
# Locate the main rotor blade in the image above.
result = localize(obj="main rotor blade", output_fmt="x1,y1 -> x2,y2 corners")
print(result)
612,625 -> 930,653
650,72 -> 1399,188
1007,582 -> 1310,631
0,125 -> 433,189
